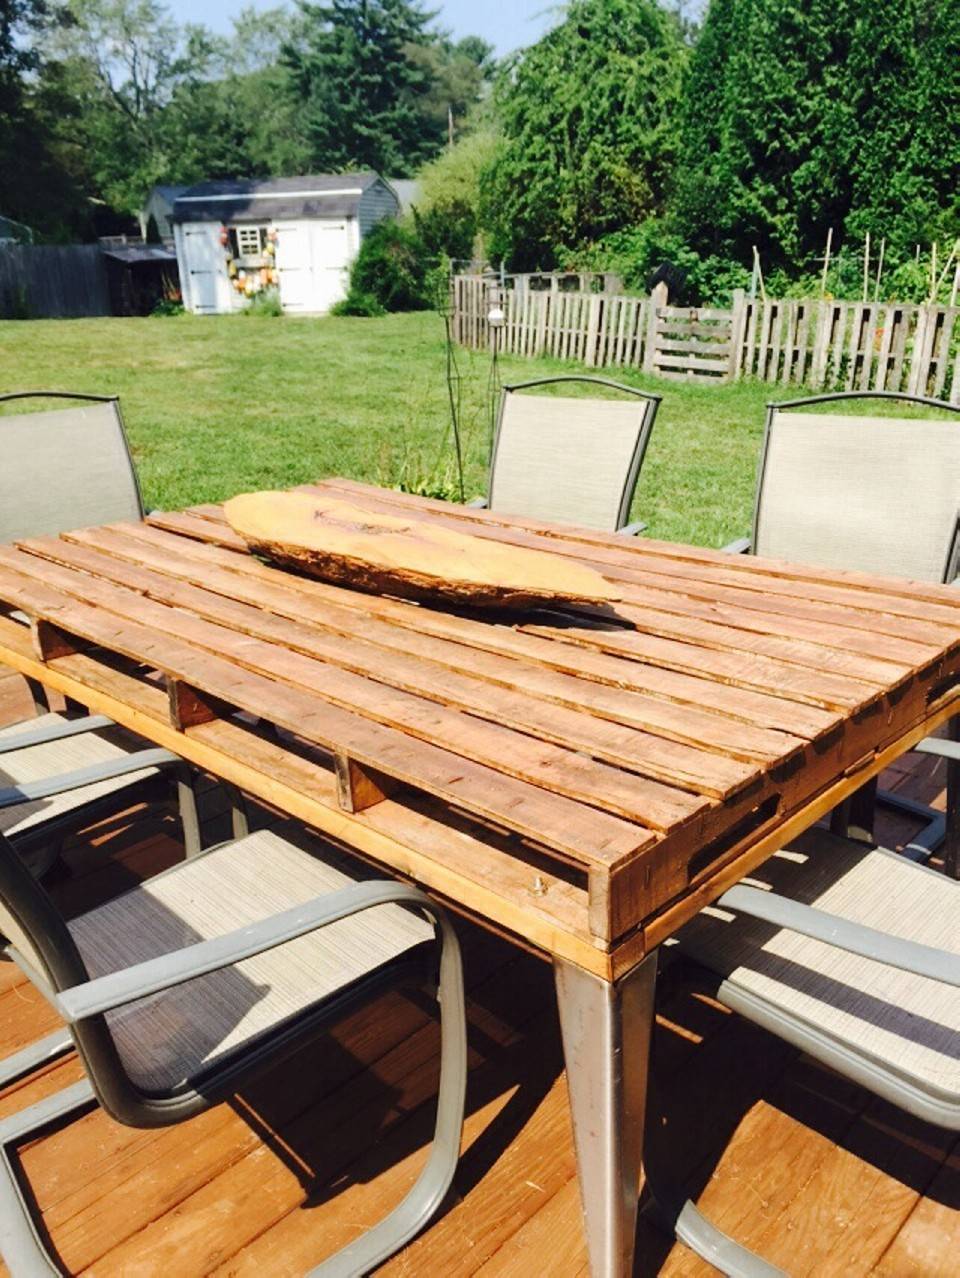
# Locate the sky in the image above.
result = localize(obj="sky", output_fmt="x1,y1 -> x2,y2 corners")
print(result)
167,0 -> 558,57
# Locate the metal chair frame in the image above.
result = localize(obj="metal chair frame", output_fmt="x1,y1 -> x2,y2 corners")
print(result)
657,834 -> 960,1278
475,375 -> 661,535
0,823 -> 467,1277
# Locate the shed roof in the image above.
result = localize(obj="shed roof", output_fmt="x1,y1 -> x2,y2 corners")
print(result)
173,172 -> 389,224
101,245 -> 178,265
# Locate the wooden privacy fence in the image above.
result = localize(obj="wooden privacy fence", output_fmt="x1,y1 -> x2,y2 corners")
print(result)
0,245 -> 111,319
453,275 -> 960,402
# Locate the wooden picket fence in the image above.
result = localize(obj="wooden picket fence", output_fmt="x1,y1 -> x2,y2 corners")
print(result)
452,274 -> 960,402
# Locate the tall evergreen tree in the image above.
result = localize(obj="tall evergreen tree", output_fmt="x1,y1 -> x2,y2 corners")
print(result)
673,0 -> 960,273
480,0 -> 686,270
283,0 -> 443,175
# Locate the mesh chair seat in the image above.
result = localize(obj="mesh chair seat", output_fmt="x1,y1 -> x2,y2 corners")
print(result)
68,824 -> 435,1093
675,828 -> 960,1098
0,713 -> 160,840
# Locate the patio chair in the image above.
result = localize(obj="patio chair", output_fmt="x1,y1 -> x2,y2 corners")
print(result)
723,390 -> 960,874
469,376 -> 660,533
0,390 -> 144,546
659,822 -> 960,1276
0,390 -> 202,868
0,819 -> 466,1277
0,711 -> 201,876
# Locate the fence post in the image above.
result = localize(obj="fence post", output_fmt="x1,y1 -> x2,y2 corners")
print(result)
643,281 -> 668,373
727,288 -> 747,380
907,305 -> 930,396
585,293 -> 602,367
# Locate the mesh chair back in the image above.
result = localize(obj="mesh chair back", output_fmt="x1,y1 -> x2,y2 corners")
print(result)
754,405 -> 960,582
488,379 -> 658,530
0,395 -> 143,543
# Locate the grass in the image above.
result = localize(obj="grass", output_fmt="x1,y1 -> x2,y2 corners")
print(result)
0,309 -> 806,547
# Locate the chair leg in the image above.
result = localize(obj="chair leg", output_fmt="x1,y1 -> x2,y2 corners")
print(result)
877,716 -> 959,868
23,678 -> 50,717
174,766 -> 203,858
647,1194 -> 786,1278
309,915 -> 467,1277
222,783 -> 251,840
830,776 -> 877,845
0,1078 -> 95,1278
0,1031 -> 74,1090
944,718 -> 959,880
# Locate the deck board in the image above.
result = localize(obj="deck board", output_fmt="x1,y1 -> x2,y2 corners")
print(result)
0,668 -> 956,1275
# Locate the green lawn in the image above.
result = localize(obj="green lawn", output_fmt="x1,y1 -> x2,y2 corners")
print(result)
0,310 -> 793,547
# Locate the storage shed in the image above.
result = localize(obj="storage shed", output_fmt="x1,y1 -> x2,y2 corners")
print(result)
171,172 -> 399,315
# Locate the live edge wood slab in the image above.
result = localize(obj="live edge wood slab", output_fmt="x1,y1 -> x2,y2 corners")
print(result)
0,477 -> 957,981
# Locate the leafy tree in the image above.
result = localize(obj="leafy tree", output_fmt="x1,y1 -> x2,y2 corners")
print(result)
842,0 -> 960,256
407,34 -> 495,146
41,0 -> 189,213
480,0 -> 686,269
283,0 -> 446,176
413,124 -> 498,260
0,0 -> 93,239
673,0 -> 960,275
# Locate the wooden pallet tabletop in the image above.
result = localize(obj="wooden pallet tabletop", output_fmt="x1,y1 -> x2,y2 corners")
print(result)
0,478 -> 957,978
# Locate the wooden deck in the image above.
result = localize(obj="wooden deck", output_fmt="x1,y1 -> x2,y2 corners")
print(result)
1,667 -> 957,1277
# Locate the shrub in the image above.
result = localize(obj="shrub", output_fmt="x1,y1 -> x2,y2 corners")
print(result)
576,221 -> 749,305
241,290 -> 283,318
330,290 -> 386,317
340,219 -> 431,313
151,297 -> 185,317
413,127 -> 498,262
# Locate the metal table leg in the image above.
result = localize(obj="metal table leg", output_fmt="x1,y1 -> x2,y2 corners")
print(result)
554,950 -> 658,1278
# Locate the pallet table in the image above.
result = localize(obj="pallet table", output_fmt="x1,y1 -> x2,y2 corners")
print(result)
0,477 -> 957,1276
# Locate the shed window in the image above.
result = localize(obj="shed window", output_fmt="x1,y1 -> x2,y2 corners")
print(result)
235,226 -> 267,257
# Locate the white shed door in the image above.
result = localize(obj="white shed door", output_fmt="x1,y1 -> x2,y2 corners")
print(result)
275,221 -> 351,313
182,224 -> 225,313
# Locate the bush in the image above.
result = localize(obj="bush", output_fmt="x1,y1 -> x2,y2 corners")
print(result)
330,290 -> 386,317
340,219 -> 431,313
576,221 -> 750,305
241,289 -> 283,318
151,297 -> 185,317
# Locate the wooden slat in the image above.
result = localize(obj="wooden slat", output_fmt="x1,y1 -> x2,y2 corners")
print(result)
61,527 -> 805,761
312,479 -> 960,616
0,611 -> 597,957
97,521 -> 844,741
303,484 -> 960,667
21,533 -> 761,801
0,554 -> 655,871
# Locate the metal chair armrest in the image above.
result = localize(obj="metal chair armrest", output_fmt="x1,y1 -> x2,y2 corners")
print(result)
912,736 -> 960,763
0,748 -> 180,810
718,883 -> 960,988
721,537 -> 752,554
54,880 -> 451,1022
617,520 -> 647,537
0,715 -> 115,755
465,496 -> 488,508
